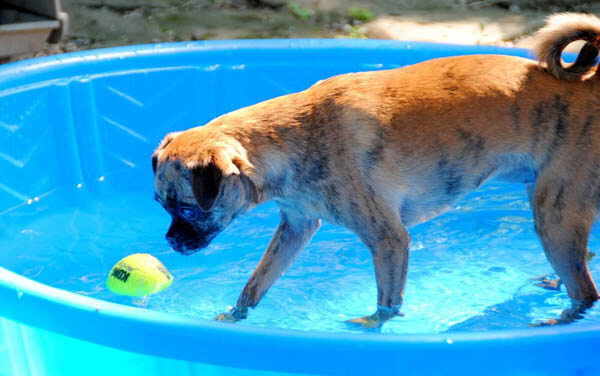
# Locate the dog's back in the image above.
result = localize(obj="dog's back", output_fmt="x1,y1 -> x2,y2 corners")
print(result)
277,48 -> 597,226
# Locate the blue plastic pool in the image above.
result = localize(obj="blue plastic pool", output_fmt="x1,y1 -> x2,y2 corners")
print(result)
1,40 -> 600,375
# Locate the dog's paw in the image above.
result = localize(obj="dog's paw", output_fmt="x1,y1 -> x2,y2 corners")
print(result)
214,306 -> 248,323
535,278 -> 562,291
530,318 -> 562,327
531,274 -> 562,291
346,315 -> 383,329
531,305 -> 589,327
346,307 -> 404,329
214,312 -> 238,322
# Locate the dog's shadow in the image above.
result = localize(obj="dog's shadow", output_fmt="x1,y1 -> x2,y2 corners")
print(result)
445,276 -> 570,332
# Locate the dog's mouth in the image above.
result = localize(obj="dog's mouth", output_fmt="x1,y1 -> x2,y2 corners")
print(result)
169,240 -> 203,255
166,219 -> 219,255
166,232 -> 213,255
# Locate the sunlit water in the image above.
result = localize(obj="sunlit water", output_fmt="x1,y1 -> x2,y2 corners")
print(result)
1,181 -> 599,334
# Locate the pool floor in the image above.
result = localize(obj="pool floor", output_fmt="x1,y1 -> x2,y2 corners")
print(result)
1,180 -> 599,334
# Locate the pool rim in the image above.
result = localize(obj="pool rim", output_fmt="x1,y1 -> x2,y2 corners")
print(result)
0,38 -> 535,89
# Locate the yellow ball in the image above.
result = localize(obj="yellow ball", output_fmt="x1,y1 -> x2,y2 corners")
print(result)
106,253 -> 173,297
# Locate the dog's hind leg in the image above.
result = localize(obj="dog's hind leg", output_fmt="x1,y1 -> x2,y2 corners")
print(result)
346,206 -> 411,329
215,212 -> 320,322
531,177 -> 599,324
527,182 -> 563,291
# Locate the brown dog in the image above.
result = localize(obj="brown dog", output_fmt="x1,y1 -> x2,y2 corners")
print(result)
153,13 -> 600,328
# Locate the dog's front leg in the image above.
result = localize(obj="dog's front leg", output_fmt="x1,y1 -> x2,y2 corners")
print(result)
215,213 -> 320,322
347,210 -> 411,329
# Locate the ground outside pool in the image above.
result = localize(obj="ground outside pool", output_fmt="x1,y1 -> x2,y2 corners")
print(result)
0,40 -> 599,376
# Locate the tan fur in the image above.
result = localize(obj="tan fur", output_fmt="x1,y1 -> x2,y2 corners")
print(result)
154,13 -> 600,327
535,12 -> 600,80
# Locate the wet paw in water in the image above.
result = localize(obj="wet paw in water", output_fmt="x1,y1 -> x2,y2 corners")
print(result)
532,274 -> 562,291
215,306 -> 248,323
346,309 -> 404,330
346,315 -> 383,329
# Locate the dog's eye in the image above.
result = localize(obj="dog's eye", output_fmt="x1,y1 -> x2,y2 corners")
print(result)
178,205 -> 199,221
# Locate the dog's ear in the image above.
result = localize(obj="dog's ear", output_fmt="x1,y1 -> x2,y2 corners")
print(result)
190,163 -> 224,211
189,145 -> 255,211
152,153 -> 159,174
152,131 -> 182,174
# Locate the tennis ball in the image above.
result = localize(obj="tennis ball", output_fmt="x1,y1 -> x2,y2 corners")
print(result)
107,253 -> 173,297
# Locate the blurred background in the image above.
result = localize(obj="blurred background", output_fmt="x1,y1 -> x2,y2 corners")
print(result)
2,0 -> 600,62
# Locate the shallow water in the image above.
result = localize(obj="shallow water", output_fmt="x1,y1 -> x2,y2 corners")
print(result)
1,180 -> 599,334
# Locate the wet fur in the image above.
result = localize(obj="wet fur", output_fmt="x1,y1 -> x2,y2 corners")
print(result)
154,13 -> 600,326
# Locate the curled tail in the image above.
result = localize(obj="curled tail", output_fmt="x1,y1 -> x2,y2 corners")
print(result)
534,13 -> 600,81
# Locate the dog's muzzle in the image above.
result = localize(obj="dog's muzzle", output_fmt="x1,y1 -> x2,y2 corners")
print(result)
166,219 -> 216,255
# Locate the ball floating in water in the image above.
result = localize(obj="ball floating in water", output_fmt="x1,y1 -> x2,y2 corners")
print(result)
106,253 -> 173,297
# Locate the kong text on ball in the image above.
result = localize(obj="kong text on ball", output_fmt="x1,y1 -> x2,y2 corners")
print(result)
106,253 -> 173,297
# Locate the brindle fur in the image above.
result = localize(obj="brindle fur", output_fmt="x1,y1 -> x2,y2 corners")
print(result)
153,13 -> 600,327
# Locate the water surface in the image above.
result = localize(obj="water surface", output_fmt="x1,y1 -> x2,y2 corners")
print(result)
1,181 -> 598,334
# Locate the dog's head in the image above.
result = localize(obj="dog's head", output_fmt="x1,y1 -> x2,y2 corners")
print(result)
152,129 -> 258,255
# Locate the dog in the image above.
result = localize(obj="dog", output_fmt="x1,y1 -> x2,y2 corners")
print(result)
153,13 -> 600,328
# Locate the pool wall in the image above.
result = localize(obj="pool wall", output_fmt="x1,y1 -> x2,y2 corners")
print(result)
0,39 -> 599,375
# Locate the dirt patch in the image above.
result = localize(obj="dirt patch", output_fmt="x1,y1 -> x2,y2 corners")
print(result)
6,0 -> 600,62
364,9 -> 547,47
